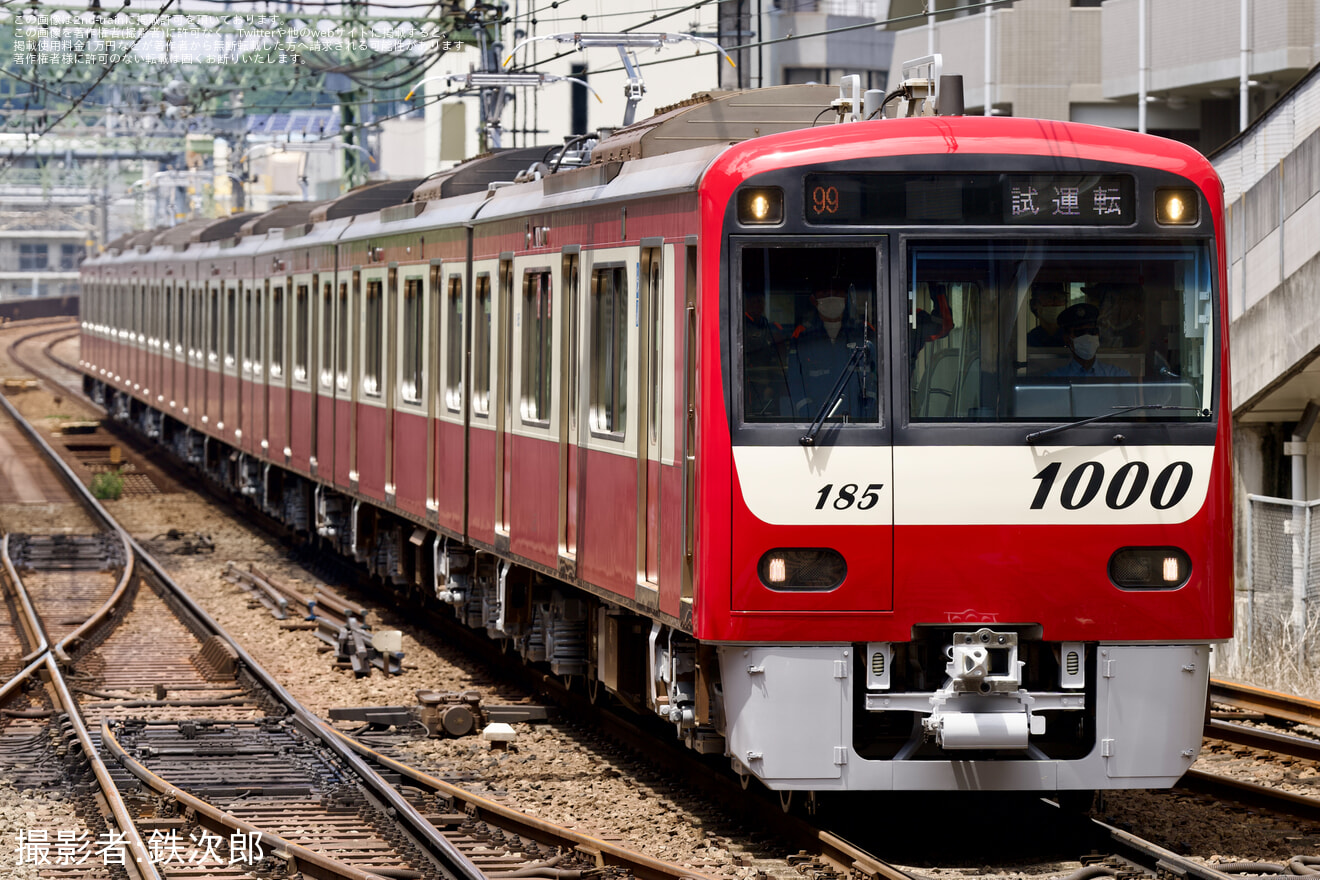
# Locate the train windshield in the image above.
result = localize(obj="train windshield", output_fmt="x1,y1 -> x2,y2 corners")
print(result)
740,245 -> 881,424
908,240 -> 1215,423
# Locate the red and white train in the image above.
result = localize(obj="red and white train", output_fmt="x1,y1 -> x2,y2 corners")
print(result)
80,66 -> 1232,800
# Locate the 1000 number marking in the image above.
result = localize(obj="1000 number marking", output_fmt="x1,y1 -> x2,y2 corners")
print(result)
815,483 -> 883,510
1030,461 -> 1193,510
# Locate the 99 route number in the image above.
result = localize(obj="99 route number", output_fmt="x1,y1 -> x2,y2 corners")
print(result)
815,482 -> 883,510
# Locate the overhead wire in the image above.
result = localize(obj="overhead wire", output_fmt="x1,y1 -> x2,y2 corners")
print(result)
566,0 -> 1015,79
0,0 -> 178,179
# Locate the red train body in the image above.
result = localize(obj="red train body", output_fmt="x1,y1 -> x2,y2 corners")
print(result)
80,79 -> 1232,797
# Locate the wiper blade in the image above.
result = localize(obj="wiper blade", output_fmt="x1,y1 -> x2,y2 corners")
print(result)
1025,403 -> 1204,444
800,342 -> 870,446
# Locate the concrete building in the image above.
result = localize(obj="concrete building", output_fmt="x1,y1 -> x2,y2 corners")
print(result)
887,0 -> 1320,155
419,0 -> 894,174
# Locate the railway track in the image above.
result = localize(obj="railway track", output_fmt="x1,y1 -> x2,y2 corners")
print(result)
0,360 -> 720,880
2,316 -> 1292,880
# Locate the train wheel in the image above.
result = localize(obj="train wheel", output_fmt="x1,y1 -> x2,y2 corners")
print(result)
778,790 -> 793,813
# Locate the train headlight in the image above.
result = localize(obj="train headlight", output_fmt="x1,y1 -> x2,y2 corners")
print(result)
738,187 -> 783,225
1155,188 -> 1198,225
757,548 -> 846,591
1108,547 -> 1191,590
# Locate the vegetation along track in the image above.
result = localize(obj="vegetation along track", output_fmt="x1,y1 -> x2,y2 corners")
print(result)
0,358 -> 715,879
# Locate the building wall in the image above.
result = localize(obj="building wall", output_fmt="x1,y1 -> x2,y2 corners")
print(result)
889,0 -> 1320,153
421,0 -> 894,175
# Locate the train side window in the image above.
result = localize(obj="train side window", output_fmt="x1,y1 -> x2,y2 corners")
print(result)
336,282 -> 349,391
210,290 -> 220,364
521,269 -> 552,425
363,279 -> 383,397
253,288 -> 264,376
589,265 -> 628,437
319,283 -> 333,388
473,274 -> 492,416
401,278 -> 424,404
645,252 -> 662,444
294,284 -> 309,384
225,288 -> 236,367
445,274 -> 463,411
176,287 -> 185,354
271,285 -> 284,380
166,283 -> 176,348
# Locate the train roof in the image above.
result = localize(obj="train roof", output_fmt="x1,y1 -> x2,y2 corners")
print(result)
589,84 -> 838,164
240,201 -> 330,236
310,178 -> 425,222
411,146 -> 548,202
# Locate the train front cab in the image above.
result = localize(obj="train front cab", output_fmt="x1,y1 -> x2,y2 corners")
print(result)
697,119 -> 1233,793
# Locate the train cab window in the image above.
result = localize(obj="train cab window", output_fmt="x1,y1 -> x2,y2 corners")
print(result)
271,286 -> 284,380
589,265 -> 628,436
294,284 -> 309,384
906,240 -> 1215,423
444,275 -> 463,411
738,245 -> 879,425
363,279 -> 383,397
401,278 -> 423,404
473,274 -> 492,415
521,269 -> 552,425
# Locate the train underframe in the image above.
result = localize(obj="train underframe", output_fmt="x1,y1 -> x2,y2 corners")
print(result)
91,378 -> 1212,795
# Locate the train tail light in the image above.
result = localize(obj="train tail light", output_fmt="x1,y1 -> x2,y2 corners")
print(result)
1108,547 -> 1191,590
756,548 -> 846,591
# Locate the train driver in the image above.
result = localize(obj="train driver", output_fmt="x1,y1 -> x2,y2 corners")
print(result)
787,280 -> 878,421
1048,303 -> 1131,378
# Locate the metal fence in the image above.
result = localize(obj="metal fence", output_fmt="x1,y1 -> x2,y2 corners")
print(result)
1227,495 -> 1320,679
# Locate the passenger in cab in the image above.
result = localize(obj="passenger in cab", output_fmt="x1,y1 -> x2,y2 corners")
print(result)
1026,282 -> 1068,347
1049,303 -> 1131,378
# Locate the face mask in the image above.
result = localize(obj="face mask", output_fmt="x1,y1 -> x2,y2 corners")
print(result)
817,297 -> 845,321
1036,305 -> 1064,324
1070,334 -> 1100,360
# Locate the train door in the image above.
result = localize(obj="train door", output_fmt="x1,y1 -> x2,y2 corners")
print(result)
558,248 -> 581,565
494,256 -> 514,540
680,241 -> 698,627
384,266 -> 399,500
172,283 -> 184,413
635,241 -> 664,606
455,263 -> 493,539
268,279 -> 285,459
